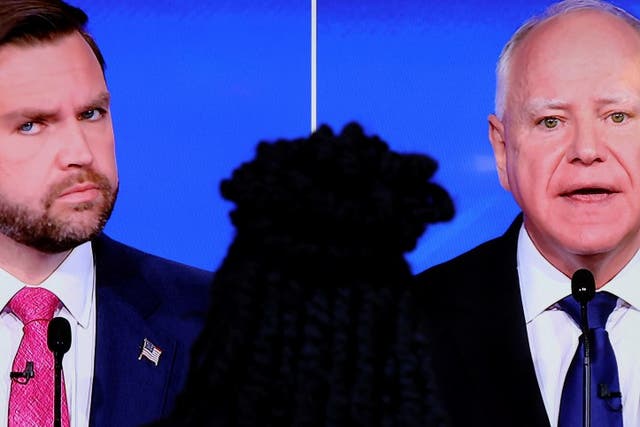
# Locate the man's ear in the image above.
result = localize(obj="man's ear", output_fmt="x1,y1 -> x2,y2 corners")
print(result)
488,114 -> 510,191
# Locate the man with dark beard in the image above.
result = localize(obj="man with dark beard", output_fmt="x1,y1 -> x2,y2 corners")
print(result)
0,1 -> 212,427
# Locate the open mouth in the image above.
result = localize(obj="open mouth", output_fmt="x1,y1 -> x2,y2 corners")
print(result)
560,187 -> 616,200
564,188 -> 612,195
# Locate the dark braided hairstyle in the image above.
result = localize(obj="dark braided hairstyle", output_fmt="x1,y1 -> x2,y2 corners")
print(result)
152,122 -> 454,426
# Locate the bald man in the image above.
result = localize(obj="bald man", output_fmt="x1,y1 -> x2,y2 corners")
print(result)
416,1 -> 640,425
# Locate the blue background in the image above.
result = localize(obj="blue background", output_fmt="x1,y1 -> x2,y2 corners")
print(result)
72,0 -> 640,274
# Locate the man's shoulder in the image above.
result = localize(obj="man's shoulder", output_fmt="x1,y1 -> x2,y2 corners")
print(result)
90,234 -> 213,311
418,233 -> 510,279
91,233 -> 212,283
88,235 -> 213,425
414,214 -> 522,292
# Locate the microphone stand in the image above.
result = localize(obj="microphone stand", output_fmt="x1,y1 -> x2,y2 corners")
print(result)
571,268 -> 596,427
579,301 -> 591,427
53,352 -> 63,427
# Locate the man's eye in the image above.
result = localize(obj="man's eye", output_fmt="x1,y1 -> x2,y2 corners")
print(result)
610,112 -> 627,123
79,109 -> 104,121
18,122 -> 41,134
539,117 -> 559,129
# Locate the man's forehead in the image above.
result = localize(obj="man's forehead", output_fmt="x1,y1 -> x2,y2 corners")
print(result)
505,12 -> 640,94
0,32 -> 100,74
514,9 -> 640,59
0,33 -> 107,115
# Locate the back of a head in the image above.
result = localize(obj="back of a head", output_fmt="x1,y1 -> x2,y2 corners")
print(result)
151,123 -> 454,427
0,0 -> 105,71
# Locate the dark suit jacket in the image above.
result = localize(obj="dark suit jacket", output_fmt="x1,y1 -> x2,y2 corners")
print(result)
414,215 -> 551,427
87,234 -> 213,427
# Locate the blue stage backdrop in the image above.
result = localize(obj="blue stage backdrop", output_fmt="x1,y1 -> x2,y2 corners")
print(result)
74,0 -> 310,272
72,0 -> 640,274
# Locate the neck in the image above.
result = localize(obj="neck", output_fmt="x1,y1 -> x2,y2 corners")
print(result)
553,251 -> 635,290
0,234 -> 71,285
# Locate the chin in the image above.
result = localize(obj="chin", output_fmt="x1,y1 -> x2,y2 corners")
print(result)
560,229 -> 628,257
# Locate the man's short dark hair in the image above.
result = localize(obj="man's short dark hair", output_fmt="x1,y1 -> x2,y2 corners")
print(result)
0,0 -> 105,71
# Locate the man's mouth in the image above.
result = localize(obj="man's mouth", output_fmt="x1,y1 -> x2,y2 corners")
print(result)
58,183 -> 99,198
560,187 -> 616,201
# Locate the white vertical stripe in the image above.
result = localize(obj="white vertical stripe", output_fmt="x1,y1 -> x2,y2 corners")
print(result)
311,0 -> 317,132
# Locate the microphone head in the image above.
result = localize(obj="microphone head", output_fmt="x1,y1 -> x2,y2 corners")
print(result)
47,317 -> 71,355
571,268 -> 596,304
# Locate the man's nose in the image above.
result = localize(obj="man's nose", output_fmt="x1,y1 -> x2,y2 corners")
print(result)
566,121 -> 607,165
55,121 -> 94,169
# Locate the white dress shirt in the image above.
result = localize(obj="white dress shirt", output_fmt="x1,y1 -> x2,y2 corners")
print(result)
0,241 -> 96,427
518,226 -> 640,426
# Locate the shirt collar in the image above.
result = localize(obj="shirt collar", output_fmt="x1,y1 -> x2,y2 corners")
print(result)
517,224 -> 640,323
0,241 -> 94,328
599,249 -> 640,311
517,225 -> 570,323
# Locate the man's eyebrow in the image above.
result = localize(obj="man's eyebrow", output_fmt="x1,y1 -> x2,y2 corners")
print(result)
79,92 -> 111,111
594,95 -> 637,107
523,98 -> 570,115
0,92 -> 112,123
0,108 -> 57,123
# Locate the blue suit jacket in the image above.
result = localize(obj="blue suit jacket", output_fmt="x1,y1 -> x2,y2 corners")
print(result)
414,215 -> 551,426
87,234 -> 213,427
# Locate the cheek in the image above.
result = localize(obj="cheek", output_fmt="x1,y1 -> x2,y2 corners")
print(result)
613,140 -> 640,182
505,142 -> 529,187
93,137 -> 115,164
506,144 -> 558,199
0,163 -> 45,204
96,145 -> 118,185
87,128 -> 117,176
0,135 -> 51,166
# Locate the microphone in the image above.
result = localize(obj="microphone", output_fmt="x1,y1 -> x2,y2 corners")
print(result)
572,268 -> 596,305
47,317 -> 71,427
48,317 -> 71,355
9,361 -> 34,384
571,268 -> 596,427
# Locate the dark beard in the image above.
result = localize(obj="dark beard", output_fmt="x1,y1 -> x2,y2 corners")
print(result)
0,169 -> 118,253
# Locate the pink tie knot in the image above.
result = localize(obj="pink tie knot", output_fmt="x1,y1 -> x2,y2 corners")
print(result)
9,287 -> 60,325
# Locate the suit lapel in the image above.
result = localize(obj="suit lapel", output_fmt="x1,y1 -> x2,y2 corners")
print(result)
463,216 -> 550,425
461,259 -> 549,424
422,215 -> 551,426
88,236 -> 178,427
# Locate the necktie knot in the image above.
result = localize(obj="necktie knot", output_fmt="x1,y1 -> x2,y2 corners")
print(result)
9,287 -> 59,325
558,290 -> 623,426
558,291 -> 617,330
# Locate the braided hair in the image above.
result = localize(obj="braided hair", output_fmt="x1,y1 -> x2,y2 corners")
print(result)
153,122 -> 454,426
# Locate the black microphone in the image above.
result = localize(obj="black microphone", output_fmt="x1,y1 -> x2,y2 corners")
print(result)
571,268 -> 596,427
9,361 -> 34,384
572,268 -> 596,305
47,317 -> 71,427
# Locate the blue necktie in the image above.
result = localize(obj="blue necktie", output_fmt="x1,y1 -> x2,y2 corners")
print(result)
557,291 -> 623,427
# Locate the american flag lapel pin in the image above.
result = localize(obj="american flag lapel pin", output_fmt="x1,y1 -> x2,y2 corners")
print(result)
138,338 -> 162,366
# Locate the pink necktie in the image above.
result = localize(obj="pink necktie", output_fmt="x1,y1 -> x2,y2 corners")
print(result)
8,287 -> 70,427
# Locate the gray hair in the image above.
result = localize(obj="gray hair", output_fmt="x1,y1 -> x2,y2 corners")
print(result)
494,0 -> 640,119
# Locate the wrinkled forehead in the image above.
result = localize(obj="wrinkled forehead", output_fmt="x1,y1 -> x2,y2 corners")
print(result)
504,10 -> 640,112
